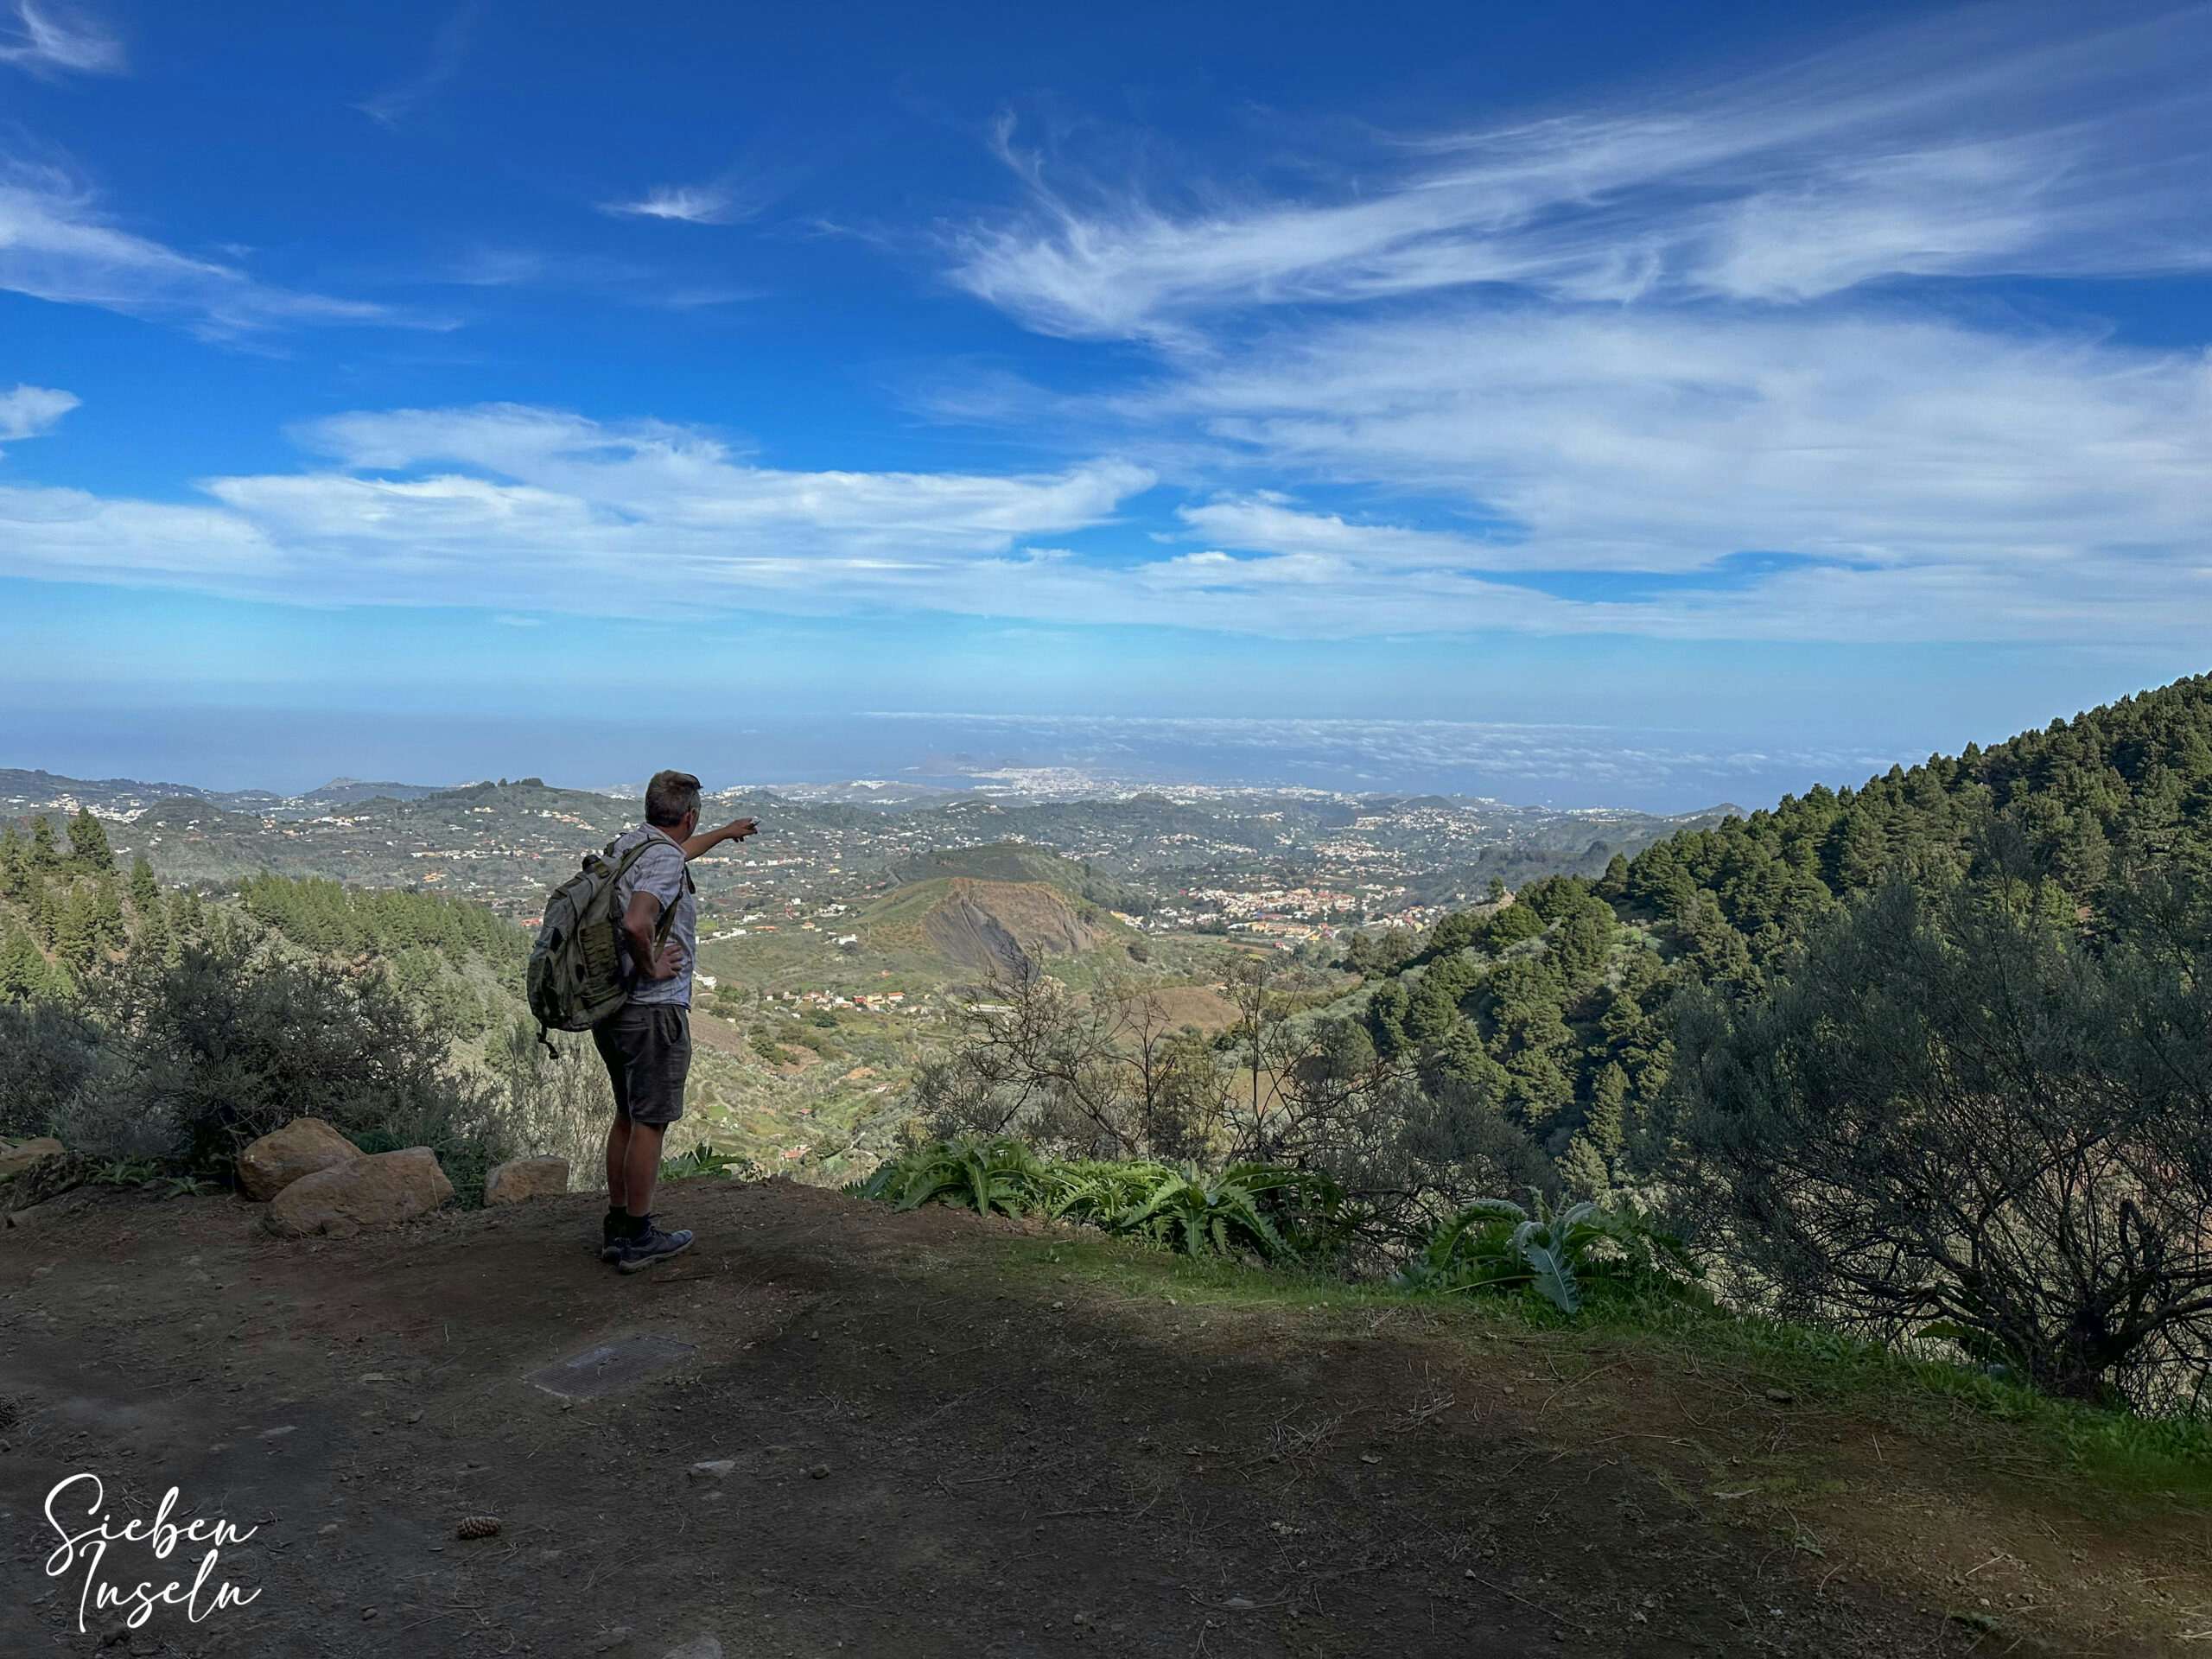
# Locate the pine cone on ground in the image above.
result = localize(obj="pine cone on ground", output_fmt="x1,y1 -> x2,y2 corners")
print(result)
454,1516 -> 501,1540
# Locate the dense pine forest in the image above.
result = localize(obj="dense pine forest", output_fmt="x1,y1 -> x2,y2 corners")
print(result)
1357,671 -> 2212,1192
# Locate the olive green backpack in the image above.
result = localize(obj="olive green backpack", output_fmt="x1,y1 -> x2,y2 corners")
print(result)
526,836 -> 687,1050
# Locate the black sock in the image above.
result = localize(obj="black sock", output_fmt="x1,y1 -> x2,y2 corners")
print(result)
622,1209 -> 651,1238
605,1205 -> 626,1233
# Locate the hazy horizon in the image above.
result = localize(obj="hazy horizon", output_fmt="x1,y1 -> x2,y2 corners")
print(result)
6,673 -> 2197,813
4,3 -> 2207,807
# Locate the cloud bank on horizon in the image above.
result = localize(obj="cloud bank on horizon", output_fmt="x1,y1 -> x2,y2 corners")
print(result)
1,1 -> 2208,719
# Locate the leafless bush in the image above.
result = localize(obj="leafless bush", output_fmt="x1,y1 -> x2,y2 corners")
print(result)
1671,876 -> 2212,1410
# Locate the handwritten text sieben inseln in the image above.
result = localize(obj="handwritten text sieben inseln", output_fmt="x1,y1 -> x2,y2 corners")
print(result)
43,1473 -> 262,1633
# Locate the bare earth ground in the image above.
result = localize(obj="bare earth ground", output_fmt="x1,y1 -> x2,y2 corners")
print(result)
3,1180 -> 2209,1658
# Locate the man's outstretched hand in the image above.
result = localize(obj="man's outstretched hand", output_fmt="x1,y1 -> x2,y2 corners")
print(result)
681,816 -> 759,860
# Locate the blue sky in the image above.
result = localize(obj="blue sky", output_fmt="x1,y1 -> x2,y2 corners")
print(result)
2,1 -> 2208,807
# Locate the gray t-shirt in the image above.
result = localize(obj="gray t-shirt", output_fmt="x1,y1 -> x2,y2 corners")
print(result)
608,823 -> 696,1009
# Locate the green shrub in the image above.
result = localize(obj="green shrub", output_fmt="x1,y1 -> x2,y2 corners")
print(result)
1120,1164 -> 1294,1260
1392,1189 -> 1694,1314
663,1144 -> 763,1182
853,1135 -> 1045,1217
849,1139 -> 1344,1262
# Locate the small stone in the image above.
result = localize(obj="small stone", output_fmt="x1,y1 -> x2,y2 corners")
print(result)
689,1459 -> 736,1479
484,1156 -> 570,1206
1765,1389 -> 1796,1405
807,1463 -> 830,1480
660,1637 -> 724,1659
1221,1597 -> 1256,1612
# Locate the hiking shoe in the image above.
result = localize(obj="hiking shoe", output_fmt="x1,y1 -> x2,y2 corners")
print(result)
615,1220 -> 695,1274
599,1215 -> 626,1263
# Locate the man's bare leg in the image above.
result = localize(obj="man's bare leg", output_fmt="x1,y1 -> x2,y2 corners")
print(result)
620,1120 -> 667,1223
605,1115 -> 632,1211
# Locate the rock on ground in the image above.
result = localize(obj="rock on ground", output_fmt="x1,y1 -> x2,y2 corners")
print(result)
484,1155 -> 570,1205
236,1118 -> 364,1202
3,1187 -> 97,1230
265,1147 -> 454,1238
0,1136 -> 66,1182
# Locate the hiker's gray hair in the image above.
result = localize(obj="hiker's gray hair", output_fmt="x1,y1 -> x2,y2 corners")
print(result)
645,769 -> 702,828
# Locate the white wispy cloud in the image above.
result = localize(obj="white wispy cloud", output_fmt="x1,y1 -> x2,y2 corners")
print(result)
0,367 -> 2201,647
599,182 -> 757,226
1130,306 -> 2212,582
0,402 -> 1157,615
0,383 -> 78,443
357,3 -> 475,127
0,1 -> 123,77
0,154 -> 410,337
951,8 -> 2212,340
900,5 -> 2212,647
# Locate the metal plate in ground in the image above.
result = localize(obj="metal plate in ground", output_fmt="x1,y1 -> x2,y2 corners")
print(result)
525,1334 -> 698,1399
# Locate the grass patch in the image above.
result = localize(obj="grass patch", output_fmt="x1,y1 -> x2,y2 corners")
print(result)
994,1224 -> 2212,1510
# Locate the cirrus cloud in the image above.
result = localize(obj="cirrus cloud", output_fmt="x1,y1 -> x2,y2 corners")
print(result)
0,1 -> 123,78
952,8 -> 2212,341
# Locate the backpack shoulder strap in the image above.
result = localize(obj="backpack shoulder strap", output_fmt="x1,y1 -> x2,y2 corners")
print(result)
608,830 -> 686,950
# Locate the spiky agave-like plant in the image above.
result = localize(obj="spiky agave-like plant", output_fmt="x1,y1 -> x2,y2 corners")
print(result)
1120,1163 -> 1296,1260
1038,1159 -> 1172,1227
872,1135 -> 1046,1218
1393,1190 -> 1692,1314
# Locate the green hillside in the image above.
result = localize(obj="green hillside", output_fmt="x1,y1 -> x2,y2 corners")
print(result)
1353,670 -> 2212,1189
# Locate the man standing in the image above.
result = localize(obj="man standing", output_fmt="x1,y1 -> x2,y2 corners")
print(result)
594,769 -> 756,1271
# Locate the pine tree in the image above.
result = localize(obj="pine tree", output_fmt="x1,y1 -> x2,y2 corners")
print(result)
1558,1131 -> 1612,1199
92,875 -> 126,948
0,919 -> 41,1001
0,823 -> 25,901
29,815 -> 60,870
67,808 -> 112,873
1597,853 -> 1630,900
136,898 -> 175,966
1586,1061 -> 1630,1160
129,855 -> 161,915
55,885 -> 101,977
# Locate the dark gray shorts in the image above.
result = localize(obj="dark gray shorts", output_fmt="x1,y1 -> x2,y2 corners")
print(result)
592,1004 -> 691,1127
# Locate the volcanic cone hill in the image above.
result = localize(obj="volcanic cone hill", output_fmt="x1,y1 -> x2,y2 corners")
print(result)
858,874 -> 1116,979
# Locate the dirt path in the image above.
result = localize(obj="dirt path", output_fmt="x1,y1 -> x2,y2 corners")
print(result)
3,1181 -> 2203,1657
